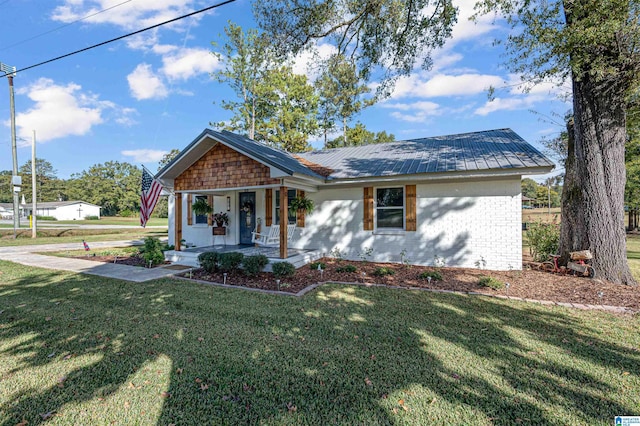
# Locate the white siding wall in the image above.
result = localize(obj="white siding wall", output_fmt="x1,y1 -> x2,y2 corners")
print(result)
42,203 -> 101,220
180,190 -> 264,247
290,177 -> 522,270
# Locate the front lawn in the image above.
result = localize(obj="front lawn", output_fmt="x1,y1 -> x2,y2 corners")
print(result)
0,261 -> 638,425
0,228 -> 166,247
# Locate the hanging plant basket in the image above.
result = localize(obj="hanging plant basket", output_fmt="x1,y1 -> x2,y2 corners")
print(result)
289,195 -> 314,216
192,198 -> 213,216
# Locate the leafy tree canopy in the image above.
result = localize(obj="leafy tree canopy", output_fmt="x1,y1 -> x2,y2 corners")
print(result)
327,122 -> 395,148
253,0 -> 458,94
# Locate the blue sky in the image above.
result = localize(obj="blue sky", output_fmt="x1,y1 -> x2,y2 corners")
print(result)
0,0 -> 569,181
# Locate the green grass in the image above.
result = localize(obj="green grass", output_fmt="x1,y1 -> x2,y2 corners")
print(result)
0,261 -> 638,425
42,246 -> 141,258
49,217 -> 168,226
626,234 -> 640,280
0,228 -> 166,247
522,207 -> 561,224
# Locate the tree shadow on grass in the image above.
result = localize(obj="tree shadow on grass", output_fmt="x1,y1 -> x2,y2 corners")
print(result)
0,262 -> 638,425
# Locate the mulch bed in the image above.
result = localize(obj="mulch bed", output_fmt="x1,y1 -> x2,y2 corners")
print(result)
69,250 -> 640,310
179,257 -> 640,311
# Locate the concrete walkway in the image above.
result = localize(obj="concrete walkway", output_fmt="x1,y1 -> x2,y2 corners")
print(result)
0,240 -> 192,283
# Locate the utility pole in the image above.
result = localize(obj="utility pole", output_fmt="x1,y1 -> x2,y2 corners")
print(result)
32,130 -> 37,238
1,62 -> 20,238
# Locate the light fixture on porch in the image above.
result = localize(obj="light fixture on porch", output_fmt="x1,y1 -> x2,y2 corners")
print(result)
226,196 -> 230,211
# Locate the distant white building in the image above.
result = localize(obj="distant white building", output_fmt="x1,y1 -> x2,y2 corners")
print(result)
25,201 -> 101,220
0,203 -> 26,219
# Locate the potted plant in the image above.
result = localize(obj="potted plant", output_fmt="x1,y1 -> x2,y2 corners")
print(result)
213,211 -> 229,227
192,198 -> 213,217
289,194 -> 314,216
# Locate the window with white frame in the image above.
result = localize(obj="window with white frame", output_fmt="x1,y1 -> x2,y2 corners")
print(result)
376,187 -> 404,229
194,195 -> 208,225
274,189 -> 297,225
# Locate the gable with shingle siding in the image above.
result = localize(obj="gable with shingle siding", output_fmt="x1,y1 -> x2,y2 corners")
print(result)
174,143 -> 281,191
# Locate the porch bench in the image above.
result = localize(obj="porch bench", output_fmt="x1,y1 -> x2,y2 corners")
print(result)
251,224 -> 296,246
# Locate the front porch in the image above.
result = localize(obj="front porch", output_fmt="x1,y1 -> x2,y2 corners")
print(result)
165,244 -> 323,271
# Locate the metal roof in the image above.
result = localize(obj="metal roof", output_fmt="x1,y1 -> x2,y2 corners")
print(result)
296,128 -> 554,179
214,130 -> 325,180
28,201 -> 100,209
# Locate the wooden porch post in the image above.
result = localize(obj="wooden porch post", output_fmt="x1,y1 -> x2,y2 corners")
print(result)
280,185 -> 288,259
175,193 -> 182,251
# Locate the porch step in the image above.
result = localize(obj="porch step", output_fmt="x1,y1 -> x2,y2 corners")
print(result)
164,249 -> 323,271
165,250 -> 200,267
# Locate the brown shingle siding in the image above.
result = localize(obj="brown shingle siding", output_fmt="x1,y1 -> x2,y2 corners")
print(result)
174,144 -> 280,191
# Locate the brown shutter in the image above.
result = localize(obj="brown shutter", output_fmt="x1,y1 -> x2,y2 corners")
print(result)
405,185 -> 416,231
207,195 -> 213,226
175,193 -> 182,251
363,187 -> 373,231
265,188 -> 273,226
296,190 -> 305,228
187,194 -> 193,225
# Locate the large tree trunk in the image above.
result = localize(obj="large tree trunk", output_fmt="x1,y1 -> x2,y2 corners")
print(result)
559,118 -> 588,264
560,73 -> 636,285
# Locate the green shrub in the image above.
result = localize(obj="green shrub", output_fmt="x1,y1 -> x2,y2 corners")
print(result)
336,264 -> 357,273
373,267 -> 395,277
36,215 -> 57,221
478,275 -> 505,290
218,252 -> 245,272
119,209 -> 137,218
272,262 -> 296,278
84,215 -> 100,220
198,252 -> 219,273
242,254 -> 269,276
526,220 -> 560,262
141,236 -> 165,266
419,270 -> 442,281
309,261 -> 326,270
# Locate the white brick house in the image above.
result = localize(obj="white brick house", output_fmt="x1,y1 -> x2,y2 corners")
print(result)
158,128 -> 554,270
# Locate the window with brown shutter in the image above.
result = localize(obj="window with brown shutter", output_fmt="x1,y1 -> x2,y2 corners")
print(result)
363,187 -> 373,230
405,185 -> 416,231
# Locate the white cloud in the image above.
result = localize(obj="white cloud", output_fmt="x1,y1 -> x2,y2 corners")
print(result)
389,72 -> 505,99
290,42 -> 337,79
474,96 -> 539,115
51,0 -> 199,31
381,101 -> 442,122
127,64 -> 168,100
161,47 -> 220,80
450,0 -> 502,43
121,149 -> 168,163
12,78 -> 106,144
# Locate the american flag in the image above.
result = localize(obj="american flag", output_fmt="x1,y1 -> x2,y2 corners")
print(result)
140,167 -> 162,227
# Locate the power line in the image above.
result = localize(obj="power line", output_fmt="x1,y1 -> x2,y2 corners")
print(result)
1,0 -> 236,77
0,0 -> 134,52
